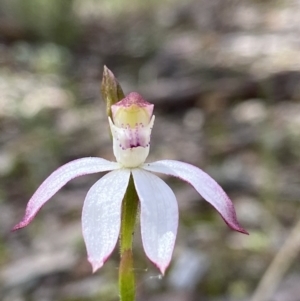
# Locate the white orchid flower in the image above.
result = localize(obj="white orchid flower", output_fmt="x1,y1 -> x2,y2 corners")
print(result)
13,92 -> 247,275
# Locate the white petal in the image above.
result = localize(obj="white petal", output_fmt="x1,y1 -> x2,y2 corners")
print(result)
132,169 -> 178,275
82,169 -> 130,272
13,157 -> 119,230
142,160 -> 247,234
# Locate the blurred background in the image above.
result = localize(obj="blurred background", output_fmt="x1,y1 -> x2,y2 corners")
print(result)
1,0 -> 300,300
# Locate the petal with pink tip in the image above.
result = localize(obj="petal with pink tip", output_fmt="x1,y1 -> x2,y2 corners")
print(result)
82,169 -> 130,272
13,158 -> 119,230
132,169 -> 178,275
142,160 -> 248,234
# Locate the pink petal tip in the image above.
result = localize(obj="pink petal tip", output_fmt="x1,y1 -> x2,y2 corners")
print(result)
151,258 -> 171,276
12,214 -> 33,231
230,224 -> 249,235
158,265 -> 167,276
89,258 -> 104,273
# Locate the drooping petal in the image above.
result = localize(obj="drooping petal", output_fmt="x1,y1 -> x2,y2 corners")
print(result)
13,158 -> 120,230
132,168 -> 178,275
142,160 -> 248,234
82,169 -> 130,272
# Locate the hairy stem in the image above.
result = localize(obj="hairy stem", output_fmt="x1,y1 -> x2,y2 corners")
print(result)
119,177 -> 139,301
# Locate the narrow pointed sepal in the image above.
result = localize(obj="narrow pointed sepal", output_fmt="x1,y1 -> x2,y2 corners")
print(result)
142,160 -> 248,235
13,158 -> 119,231
132,169 -> 178,274
101,66 -> 125,118
82,169 -> 131,272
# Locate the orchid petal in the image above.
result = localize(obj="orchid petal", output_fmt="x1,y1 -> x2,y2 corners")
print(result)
13,158 -> 119,230
132,169 -> 178,275
82,169 -> 130,272
142,160 -> 248,234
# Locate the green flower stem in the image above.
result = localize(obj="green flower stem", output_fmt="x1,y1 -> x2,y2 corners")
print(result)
119,176 -> 139,301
